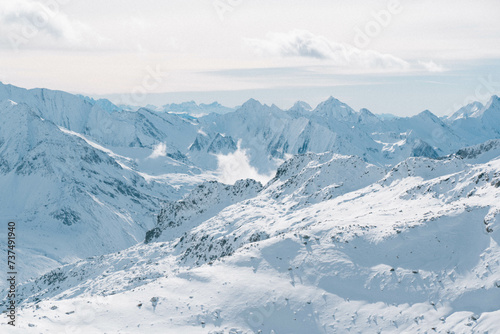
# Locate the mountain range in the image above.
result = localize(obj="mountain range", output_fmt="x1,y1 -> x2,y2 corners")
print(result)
1,82 -> 500,332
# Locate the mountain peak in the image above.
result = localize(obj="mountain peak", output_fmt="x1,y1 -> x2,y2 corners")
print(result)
240,98 -> 263,110
315,96 -> 353,110
326,96 -> 339,101
447,101 -> 484,121
358,108 -> 381,124
313,96 -> 356,122
322,96 -> 344,106
289,101 -> 312,113
417,109 -> 438,120
485,95 -> 500,110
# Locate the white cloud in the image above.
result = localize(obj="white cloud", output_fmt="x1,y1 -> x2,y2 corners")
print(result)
0,0 -> 103,50
216,142 -> 274,185
247,30 -> 335,60
147,143 -> 167,159
245,30 -> 450,74
246,30 -> 411,71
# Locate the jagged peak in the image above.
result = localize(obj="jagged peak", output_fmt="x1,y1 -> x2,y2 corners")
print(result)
447,101 -> 484,121
313,96 -> 355,118
484,95 -> 500,111
289,101 -> 312,112
415,109 -> 440,122
316,96 -> 349,108
418,109 -> 433,116
241,98 -> 263,109
325,96 -> 342,103
357,108 -> 381,124
207,133 -> 237,154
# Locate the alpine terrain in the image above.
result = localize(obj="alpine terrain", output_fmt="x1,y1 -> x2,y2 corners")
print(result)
1,82 -> 500,333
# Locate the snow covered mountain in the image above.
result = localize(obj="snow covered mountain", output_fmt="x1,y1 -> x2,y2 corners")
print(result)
195,95 -> 500,174
446,101 -> 484,122
6,151 -> 500,333
0,82 -> 202,153
2,82 -> 500,333
445,96 -> 500,145
0,100 -> 185,285
197,98 -> 385,173
2,82 -> 500,176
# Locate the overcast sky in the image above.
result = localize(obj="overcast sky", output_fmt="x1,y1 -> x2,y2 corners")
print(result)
1,0 -> 500,115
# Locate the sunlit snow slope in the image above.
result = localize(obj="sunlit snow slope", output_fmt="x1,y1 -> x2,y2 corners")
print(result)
4,153 -> 500,333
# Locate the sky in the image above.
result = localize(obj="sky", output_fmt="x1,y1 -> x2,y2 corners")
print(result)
0,0 -> 500,116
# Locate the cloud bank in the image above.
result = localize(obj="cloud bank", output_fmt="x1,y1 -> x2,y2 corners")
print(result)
246,30 -> 443,73
0,0 -> 101,50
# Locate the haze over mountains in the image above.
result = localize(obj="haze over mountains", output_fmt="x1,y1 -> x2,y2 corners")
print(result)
1,82 -> 500,333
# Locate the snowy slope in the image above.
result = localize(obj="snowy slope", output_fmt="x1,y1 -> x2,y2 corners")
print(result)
0,100 -> 185,286
5,152 -> 500,333
263,152 -> 386,208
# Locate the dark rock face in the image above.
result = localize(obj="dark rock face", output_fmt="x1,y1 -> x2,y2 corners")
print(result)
145,179 -> 263,243
411,140 -> 439,159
